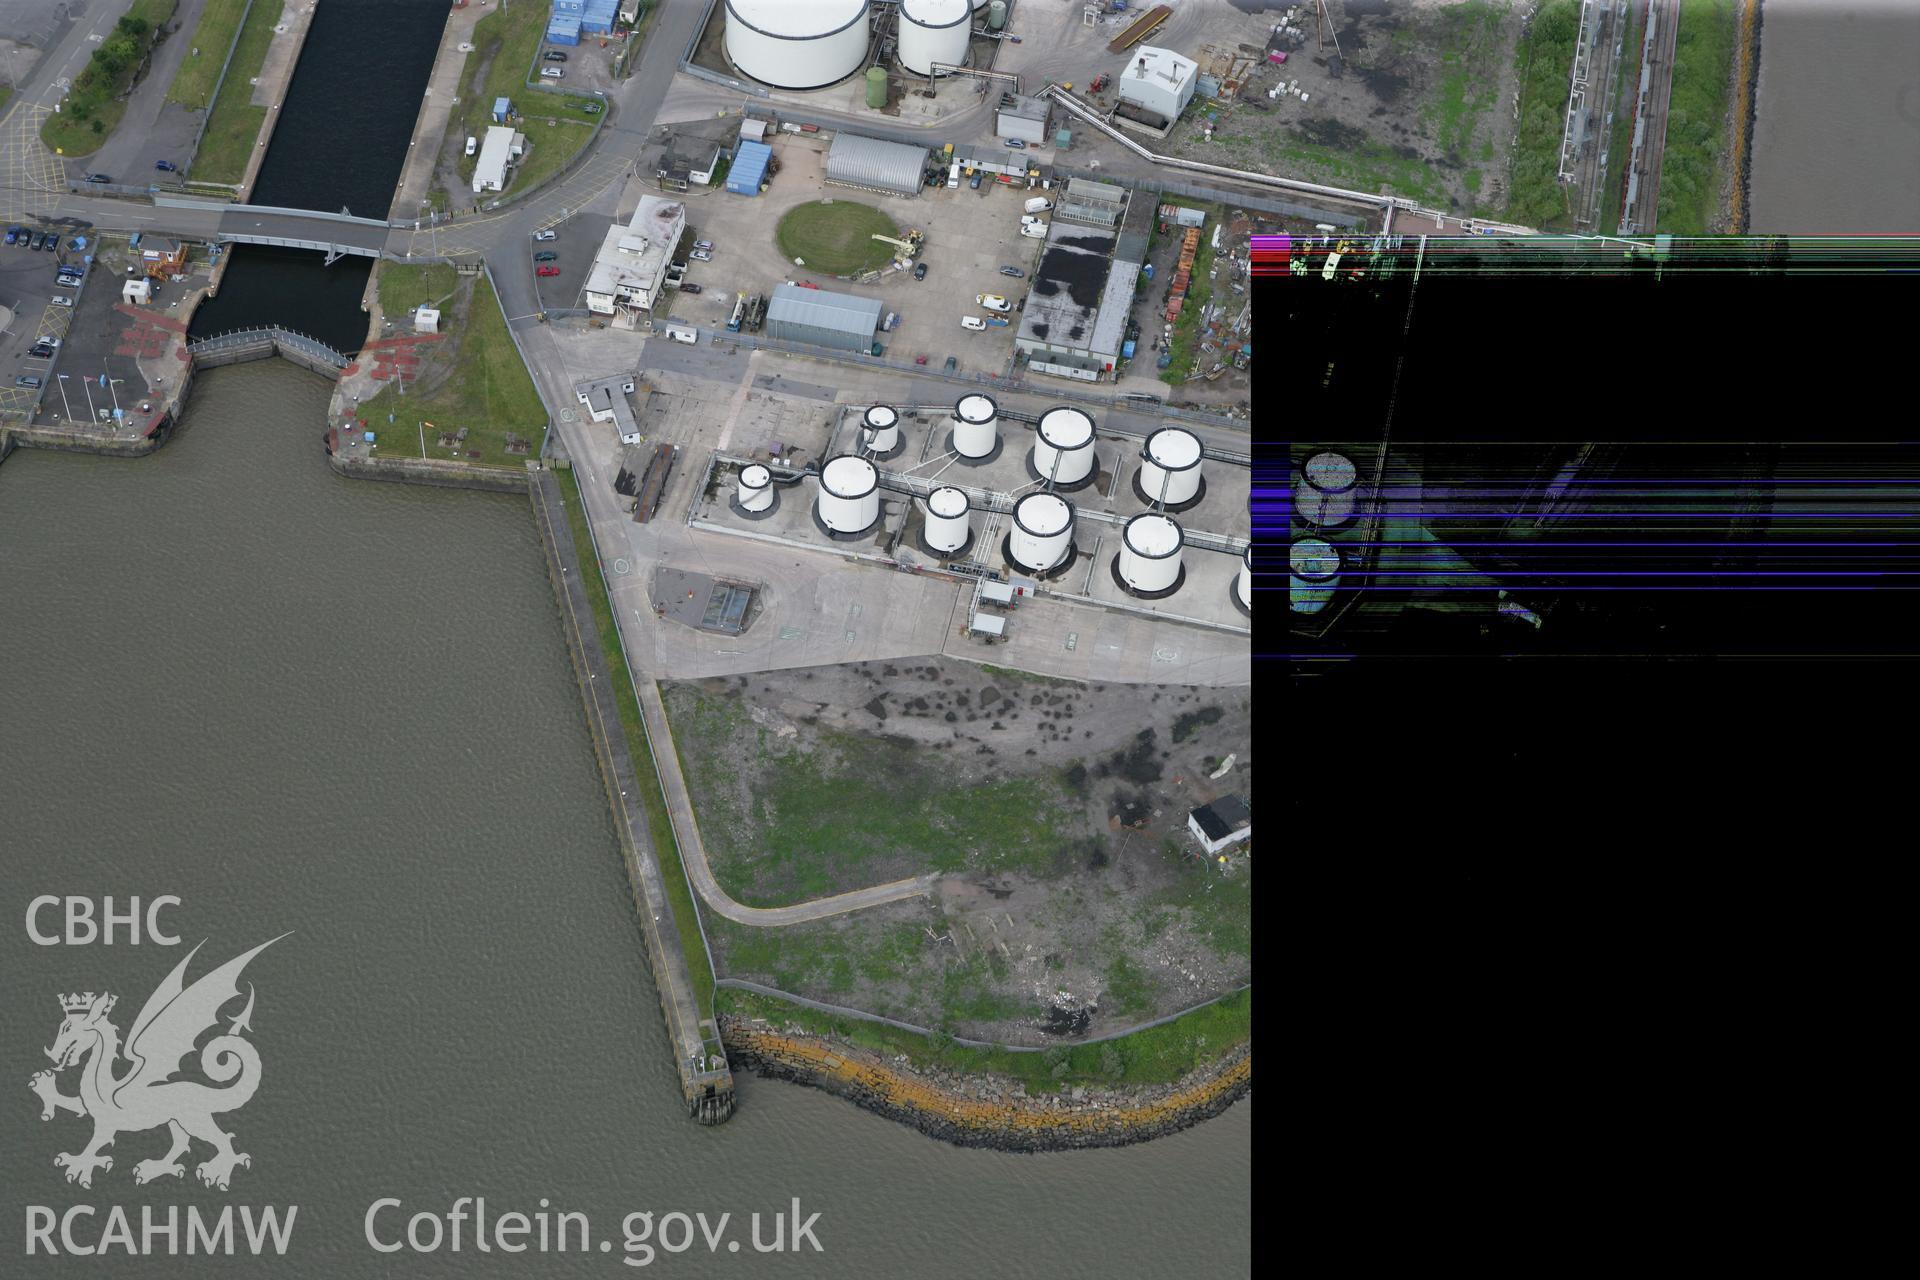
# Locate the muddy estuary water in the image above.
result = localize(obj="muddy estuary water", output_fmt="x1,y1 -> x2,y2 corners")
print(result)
0,363 -> 1251,1275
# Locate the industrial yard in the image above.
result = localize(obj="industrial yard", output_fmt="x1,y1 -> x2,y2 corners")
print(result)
665,656 -> 1252,1044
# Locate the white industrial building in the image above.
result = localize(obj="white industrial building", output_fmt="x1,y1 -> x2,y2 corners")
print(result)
724,0 -> 872,90
471,125 -> 525,195
1188,797 -> 1251,856
1015,185 -> 1152,381
584,195 -> 687,322
995,93 -> 1050,145
1117,46 -> 1199,123
575,374 -> 643,445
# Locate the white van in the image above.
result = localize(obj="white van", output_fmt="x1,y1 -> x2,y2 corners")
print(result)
1019,222 -> 1048,239
663,324 -> 698,345
960,316 -> 987,331
465,136 -> 477,157
947,162 -> 961,189
1020,214 -> 1046,226
975,293 -> 1010,313
1023,197 -> 1053,214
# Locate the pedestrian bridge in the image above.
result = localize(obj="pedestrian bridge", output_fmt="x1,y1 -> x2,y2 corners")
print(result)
186,327 -> 351,375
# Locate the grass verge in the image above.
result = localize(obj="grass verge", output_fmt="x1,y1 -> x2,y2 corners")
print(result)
187,0 -> 280,184
443,1 -> 604,206
1656,0 -> 1738,234
775,201 -> 899,276
358,271 -> 544,468
717,985 -> 1250,1092
556,467 -> 717,1019
41,1 -> 178,157
1505,0 -> 1581,228
165,0 -> 249,110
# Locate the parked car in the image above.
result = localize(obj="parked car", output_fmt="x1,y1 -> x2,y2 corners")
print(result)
16,375 -> 43,388
1004,138 -> 1027,149
58,272 -> 84,285
968,172 -> 983,189
4,227 -> 19,244
155,160 -> 177,172
693,240 -> 714,250
465,136 -> 478,157
534,229 -> 557,241
999,265 -> 1024,278
536,265 -> 561,277
533,251 -> 558,262
912,262 -> 928,281
83,173 -> 111,184
50,295 -> 73,307
30,232 -> 48,250
680,283 -> 702,294
690,249 -> 712,262
39,233 -> 57,251
581,102 -> 602,114
544,51 -> 568,62
1021,215 -> 1046,226
944,356 -> 957,372
540,67 -> 564,80
27,345 -> 54,359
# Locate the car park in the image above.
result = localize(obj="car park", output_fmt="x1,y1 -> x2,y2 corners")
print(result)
913,262 -> 928,281
16,375 -> 42,388
534,229 -> 557,241
999,265 -> 1024,278
51,296 -> 73,307
155,160 -> 177,172
534,251 -> 557,262
536,265 -> 560,276
690,249 -> 712,261
540,67 -> 564,80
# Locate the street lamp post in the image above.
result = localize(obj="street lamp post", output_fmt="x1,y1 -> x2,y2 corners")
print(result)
55,374 -> 75,422
81,375 -> 99,424
106,377 -> 125,418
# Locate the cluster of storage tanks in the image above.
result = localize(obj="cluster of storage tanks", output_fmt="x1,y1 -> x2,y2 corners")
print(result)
1290,450 -> 1357,615
722,0 -> 996,90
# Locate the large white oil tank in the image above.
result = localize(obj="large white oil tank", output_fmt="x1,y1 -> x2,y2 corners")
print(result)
1116,512 -> 1184,596
1009,492 -> 1074,575
725,0 -> 872,91
1289,537 -> 1339,615
923,485 -> 971,553
1297,450 -> 1358,527
1139,426 -> 1204,507
1236,545 -> 1253,612
952,393 -> 999,459
971,0 -> 988,10
898,0 -> 971,76
1032,406 -> 1096,487
737,463 -> 774,513
817,454 -> 880,534
861,404 -> 901,455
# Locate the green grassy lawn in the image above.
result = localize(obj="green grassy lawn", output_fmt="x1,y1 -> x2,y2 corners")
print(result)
1210,129 -> 1448,208
717,986 -> 1250,1092
1656,0 -> 1738,234
443,0 -> 604,204
775,201 -> 899,276
1505,0 -> 1582,227
375,263 -> 459,321
165,0 -> 249,110
666,685 -> 1080,907
0,86 -> 13,115
40,0 -> 177,156
187,0 -> 279,184
358,272 -> 544,469
1427,0 -> 1507,166
556,467 -> 717,1020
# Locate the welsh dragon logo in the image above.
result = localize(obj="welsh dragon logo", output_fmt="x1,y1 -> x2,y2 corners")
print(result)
29,936 -> 287,1191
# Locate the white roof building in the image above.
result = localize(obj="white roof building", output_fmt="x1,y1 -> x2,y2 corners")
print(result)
1117,46 -> 1198,123
584,195 -> 687,317
471,125 -> 519,195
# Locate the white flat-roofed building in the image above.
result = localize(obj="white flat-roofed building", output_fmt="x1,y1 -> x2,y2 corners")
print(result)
472,125 -> 518,195
1118,46 -> 1199,123
584,195 -> 687,319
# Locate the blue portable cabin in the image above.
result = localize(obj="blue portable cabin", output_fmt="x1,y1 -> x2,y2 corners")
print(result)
547,0 -> 583,46
492,97 -> 512,124
581,0 -> 619,34
726,141 -> 772,195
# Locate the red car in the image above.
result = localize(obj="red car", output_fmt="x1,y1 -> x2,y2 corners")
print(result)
536,265 -> 561,277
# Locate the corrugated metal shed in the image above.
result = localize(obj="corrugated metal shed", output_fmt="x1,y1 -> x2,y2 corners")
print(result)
765,283 -> 882,352
727,140 -> 772,195
825,133 -> 930,197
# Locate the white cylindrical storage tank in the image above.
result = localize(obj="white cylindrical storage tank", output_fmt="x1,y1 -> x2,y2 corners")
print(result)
952,393 -> 999,459
861,403 -> 900,455
1009,492 -> 1074,575
1236,545 -> 1253,611
1289,538 -> 1339,615
1116,512 -> 1184,596
1033,406 -> 1096,487
725,0 -> 872,91
1297,450 -> 1358,527
1139,426 -> 1204,507
817,454 -> 880,534
898,0 -> 971,76
923,485 -> 971,553
971,0 -> 988,10
737,463 -> 774,513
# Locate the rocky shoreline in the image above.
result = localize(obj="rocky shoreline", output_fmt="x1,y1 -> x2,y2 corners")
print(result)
721,1015 -> 1250,1152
